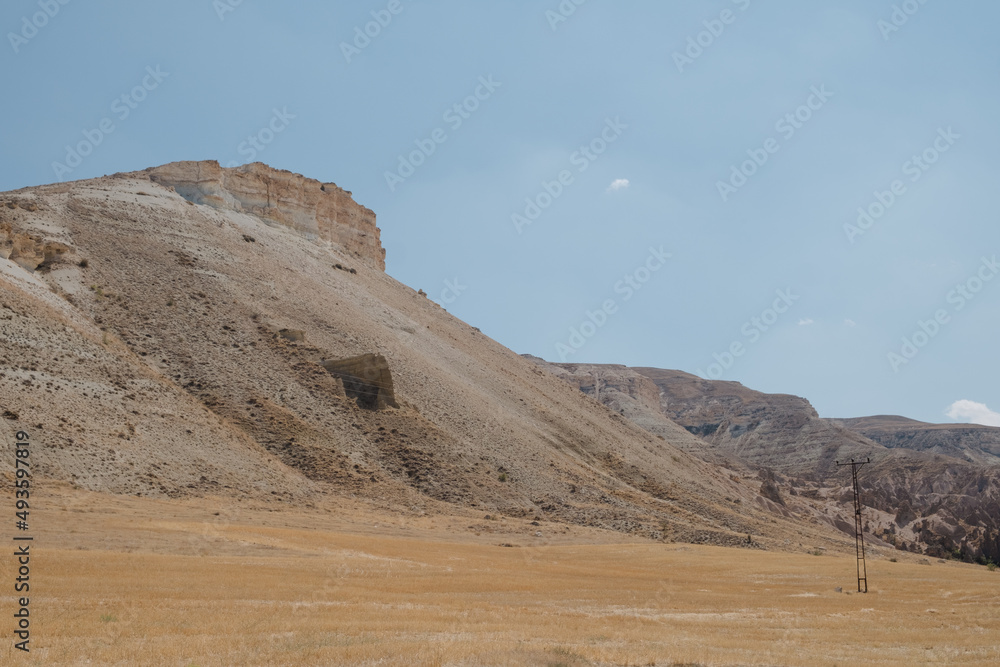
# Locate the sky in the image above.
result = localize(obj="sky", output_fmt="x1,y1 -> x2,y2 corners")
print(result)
1,0 -> 998,425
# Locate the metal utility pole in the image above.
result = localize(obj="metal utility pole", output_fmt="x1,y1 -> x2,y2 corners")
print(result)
836,457 -> 871,593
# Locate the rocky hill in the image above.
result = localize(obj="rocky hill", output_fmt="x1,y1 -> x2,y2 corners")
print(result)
535,361 -> 1000,564
1,161 -> 835,551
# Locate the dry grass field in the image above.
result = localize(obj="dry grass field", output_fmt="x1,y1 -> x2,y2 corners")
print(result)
2,487 -> 999,666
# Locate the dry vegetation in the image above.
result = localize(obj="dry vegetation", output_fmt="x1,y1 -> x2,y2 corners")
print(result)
2,487 -> 998,666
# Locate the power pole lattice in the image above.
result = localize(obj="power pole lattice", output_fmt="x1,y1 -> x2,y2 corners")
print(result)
836,457 -> 871,593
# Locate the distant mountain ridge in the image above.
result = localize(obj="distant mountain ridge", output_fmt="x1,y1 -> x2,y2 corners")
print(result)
835,415 -> 1000,466
533,360 -> 1000,563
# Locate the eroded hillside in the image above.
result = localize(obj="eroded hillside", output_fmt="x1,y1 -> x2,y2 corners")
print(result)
0,161 -> 836,551
536,361 -> 1000,564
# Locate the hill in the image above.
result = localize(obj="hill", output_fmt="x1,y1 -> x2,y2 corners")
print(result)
1,161 -> 825,551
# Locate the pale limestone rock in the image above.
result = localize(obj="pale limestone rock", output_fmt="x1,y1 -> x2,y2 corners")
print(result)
148,161 -> 385,270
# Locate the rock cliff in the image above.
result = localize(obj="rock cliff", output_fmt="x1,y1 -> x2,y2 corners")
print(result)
837,415 -> 1000,466
147,161 -> 385,270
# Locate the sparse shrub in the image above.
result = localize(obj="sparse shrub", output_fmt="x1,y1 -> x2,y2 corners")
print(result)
100,613 -> 117,623
809,549 -> 823,556
78,258 -> 88,268
988,562 -> 997,572
498,472 -> 507,483
167,299 -> 174,307
889,557 -> 898,563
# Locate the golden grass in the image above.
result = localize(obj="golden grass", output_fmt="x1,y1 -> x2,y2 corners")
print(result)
2,494 -> 999,666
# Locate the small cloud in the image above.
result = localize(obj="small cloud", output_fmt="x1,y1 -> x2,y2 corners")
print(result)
798,318 -> 814,326
945,400 -> 1000,427
844,319 -> 856,327
607,178 -> 630,192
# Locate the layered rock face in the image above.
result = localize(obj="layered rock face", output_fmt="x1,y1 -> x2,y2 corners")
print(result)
148,161 -> 385,270
838,416 -> 1000,466
631,367 -> 873,474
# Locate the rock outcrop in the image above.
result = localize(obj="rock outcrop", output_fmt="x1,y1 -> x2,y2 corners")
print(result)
148,161 -> 385,270
1,214 -> 72,271
321,354 -> 398,410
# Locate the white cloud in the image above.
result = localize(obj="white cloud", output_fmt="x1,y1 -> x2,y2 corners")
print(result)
945,400 -> 1000,427
798,318 -> 814,326
844,319 -> 856,327
607,178 -> 630,192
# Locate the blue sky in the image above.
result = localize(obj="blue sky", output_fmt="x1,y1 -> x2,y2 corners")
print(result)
2,0 -> 998,425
